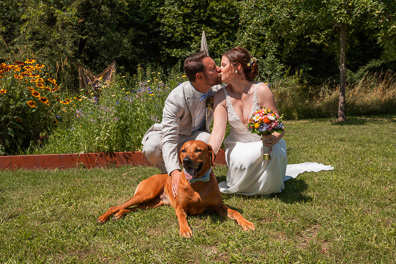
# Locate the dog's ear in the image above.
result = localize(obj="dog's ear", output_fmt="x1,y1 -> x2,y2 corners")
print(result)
207,144 -> 216,168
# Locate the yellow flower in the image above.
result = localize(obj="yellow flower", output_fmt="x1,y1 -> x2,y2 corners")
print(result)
14,74 -> 23,79
25,59 -> 36,64
31,91 -> 40,97
23,66 -> 35,71
0,89 -> 6,94
47,78 -> 57,84
254,123 -> 260,129
39,96 -> 49,105
27,101 -> 36,107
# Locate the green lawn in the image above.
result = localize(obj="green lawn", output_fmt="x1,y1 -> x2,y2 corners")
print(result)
0,116 -> 395,263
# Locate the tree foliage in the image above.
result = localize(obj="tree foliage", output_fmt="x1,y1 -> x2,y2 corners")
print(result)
0,0 -> 395,89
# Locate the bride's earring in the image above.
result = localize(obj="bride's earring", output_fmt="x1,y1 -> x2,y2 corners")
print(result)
234,70 -> 238,74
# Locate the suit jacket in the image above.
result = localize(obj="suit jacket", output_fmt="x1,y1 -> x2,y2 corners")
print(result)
142,81 -> 221,174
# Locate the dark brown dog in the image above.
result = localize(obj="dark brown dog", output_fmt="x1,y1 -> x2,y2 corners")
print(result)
97,140 -> 255,238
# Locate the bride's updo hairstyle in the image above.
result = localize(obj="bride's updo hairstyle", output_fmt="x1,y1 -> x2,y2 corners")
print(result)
223,47 -> 259,81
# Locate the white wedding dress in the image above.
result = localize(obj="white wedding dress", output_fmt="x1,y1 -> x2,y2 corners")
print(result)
218,84 -> 333,196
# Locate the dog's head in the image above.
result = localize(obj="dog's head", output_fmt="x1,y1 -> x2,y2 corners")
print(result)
178,140 -> 215,181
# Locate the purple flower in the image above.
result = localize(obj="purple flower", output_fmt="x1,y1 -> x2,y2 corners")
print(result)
258,124 -> 269,133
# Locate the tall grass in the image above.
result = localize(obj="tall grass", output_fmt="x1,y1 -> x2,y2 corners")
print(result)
273,71 -> 396,119
31,67 -> 188,154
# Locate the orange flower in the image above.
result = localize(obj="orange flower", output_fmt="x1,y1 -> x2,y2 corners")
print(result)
25,59 -> 36,64
31,91 -> 40,97
14,74 -> 23,79
23,66 -> 35,71
39,96 -> 49,105
0,89 -> 7,94
21,71 -> 30,76
263,117 -> 270,124
27,101 -> 36,107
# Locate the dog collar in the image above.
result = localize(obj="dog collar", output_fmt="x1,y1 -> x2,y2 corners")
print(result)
187,168 -> 212,184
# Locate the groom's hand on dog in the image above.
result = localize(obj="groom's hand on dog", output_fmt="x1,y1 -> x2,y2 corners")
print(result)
171,169 -> 181,197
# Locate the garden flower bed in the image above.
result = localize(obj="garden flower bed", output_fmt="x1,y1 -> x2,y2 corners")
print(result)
0,149 -> 226,170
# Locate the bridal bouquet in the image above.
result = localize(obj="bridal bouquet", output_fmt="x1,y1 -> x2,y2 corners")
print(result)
248,108 -> 284,160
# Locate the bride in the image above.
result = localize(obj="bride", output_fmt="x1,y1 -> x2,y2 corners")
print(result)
209,47 -> 288,196
209,47 -> 333,195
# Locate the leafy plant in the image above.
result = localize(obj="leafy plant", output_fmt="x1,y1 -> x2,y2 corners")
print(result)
0,59 -> 64,155
33,67 -> 186,154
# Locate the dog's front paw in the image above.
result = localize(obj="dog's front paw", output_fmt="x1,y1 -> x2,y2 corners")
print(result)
112,213 -> 123,221
240,220 -> 255,231
97,215 -> 109,224
179,226 -> 193,238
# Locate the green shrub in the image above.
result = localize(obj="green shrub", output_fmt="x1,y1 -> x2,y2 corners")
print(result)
0,60 -> 65,155
33,68 -> 187,154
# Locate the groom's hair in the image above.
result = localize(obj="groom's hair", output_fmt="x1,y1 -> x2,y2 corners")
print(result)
183,51 -> 208,82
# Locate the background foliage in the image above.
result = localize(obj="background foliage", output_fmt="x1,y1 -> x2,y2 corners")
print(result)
1,0 -> 395,87
1,0 -> 395,155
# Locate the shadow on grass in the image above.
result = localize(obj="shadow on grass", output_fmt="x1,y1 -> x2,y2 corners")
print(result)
275,178 -> 312,204
331,118 -> 367,126
331,115 -> 396,126
216,175 -> 311,204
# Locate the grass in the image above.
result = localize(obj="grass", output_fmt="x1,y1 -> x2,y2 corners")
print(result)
0,116 -> 395,263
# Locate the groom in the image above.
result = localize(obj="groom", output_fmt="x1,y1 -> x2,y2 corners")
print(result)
141,51 -> 222,197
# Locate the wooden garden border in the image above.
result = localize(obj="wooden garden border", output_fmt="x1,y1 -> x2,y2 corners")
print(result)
0,150 -> 226,170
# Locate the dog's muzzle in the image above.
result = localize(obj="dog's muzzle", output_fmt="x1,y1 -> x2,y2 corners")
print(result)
183,157 -> 203,180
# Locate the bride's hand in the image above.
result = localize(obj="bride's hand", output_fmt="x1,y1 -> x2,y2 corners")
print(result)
261,134 -> 273,148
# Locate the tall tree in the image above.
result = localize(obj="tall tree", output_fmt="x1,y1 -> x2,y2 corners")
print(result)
317,0 -> 392,121
237,0 -> 395,121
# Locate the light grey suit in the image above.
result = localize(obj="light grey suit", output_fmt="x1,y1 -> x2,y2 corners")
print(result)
142,81 -> 221,174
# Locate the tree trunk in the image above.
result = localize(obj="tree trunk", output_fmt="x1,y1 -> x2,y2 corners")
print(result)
338,24 -> 347,122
